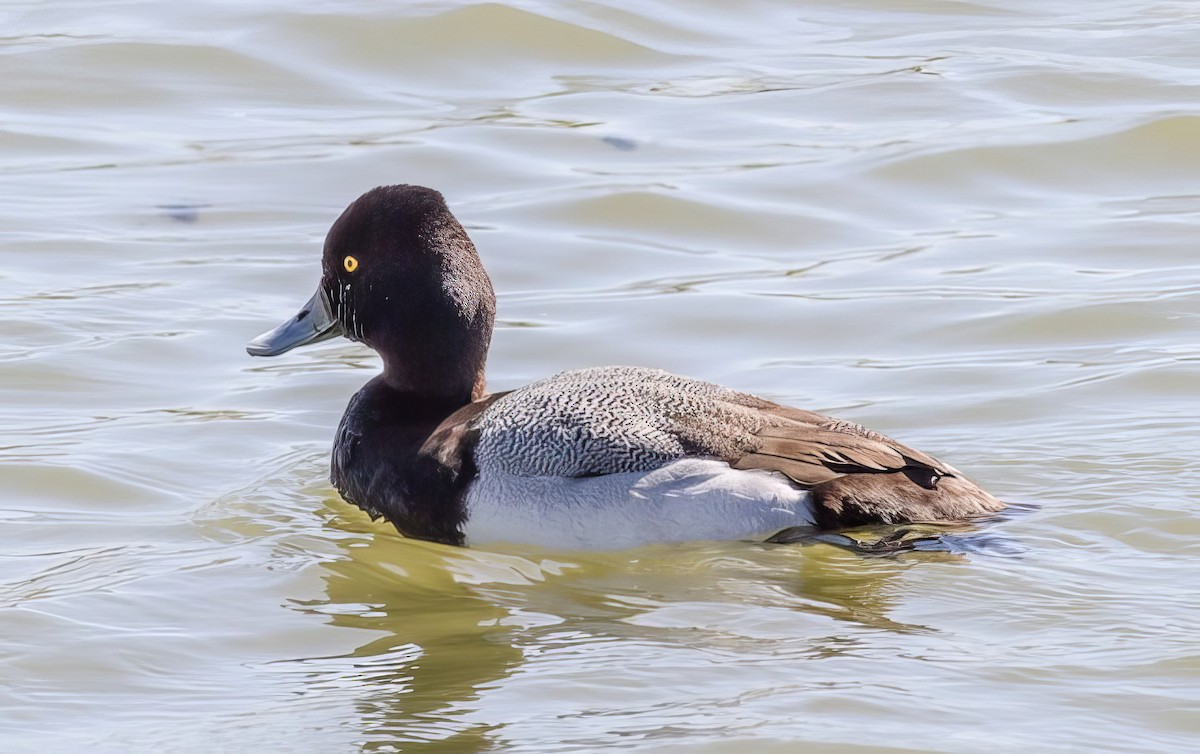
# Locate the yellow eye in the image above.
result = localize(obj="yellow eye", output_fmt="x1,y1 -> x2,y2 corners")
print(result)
343,255 -> 358,272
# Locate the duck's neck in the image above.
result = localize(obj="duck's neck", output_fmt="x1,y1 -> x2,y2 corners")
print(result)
372,276 -> 495,407
378,356 -> 488,409
374,307 -> 492,407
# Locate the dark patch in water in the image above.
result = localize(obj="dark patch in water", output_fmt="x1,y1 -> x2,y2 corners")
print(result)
602,136 -> 637,151
157,203 -> 209,223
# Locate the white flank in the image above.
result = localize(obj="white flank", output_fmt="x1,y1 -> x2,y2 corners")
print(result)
462,458 -> 813,550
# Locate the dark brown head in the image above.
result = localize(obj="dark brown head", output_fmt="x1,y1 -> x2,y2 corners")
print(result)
247,185 -> 496,401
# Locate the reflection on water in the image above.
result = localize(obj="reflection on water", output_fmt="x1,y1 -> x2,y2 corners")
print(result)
308,528 -> 928,750
2,0 -> 1199,751
291,504 -> 1052,750
306,540 -> 523,750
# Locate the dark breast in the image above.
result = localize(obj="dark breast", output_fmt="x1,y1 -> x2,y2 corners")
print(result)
331,379 -> 504,545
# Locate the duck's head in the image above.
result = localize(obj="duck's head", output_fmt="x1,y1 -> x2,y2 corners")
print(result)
247,185 -> 496,401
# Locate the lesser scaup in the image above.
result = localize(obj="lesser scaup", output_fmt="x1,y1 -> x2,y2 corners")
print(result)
247,185 -> 1004,548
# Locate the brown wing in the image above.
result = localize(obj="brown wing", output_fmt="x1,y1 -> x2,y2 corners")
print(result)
419,390 -> 513,474
728,403 -> 1005,528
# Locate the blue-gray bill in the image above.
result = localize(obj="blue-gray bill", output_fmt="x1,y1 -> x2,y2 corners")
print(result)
246,286 -> 342,357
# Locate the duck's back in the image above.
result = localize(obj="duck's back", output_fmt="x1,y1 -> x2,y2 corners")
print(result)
471,366 -> 779,478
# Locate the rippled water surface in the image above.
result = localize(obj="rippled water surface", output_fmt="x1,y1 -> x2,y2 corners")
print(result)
3,1 -> 1199,751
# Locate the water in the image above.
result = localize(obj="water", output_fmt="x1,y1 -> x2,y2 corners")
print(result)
3,1 -> 1199,751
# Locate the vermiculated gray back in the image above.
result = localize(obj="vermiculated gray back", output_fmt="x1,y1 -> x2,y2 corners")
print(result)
471,366 -> 782,477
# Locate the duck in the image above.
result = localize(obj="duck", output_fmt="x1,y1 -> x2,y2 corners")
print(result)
247,185 -> 1005,549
